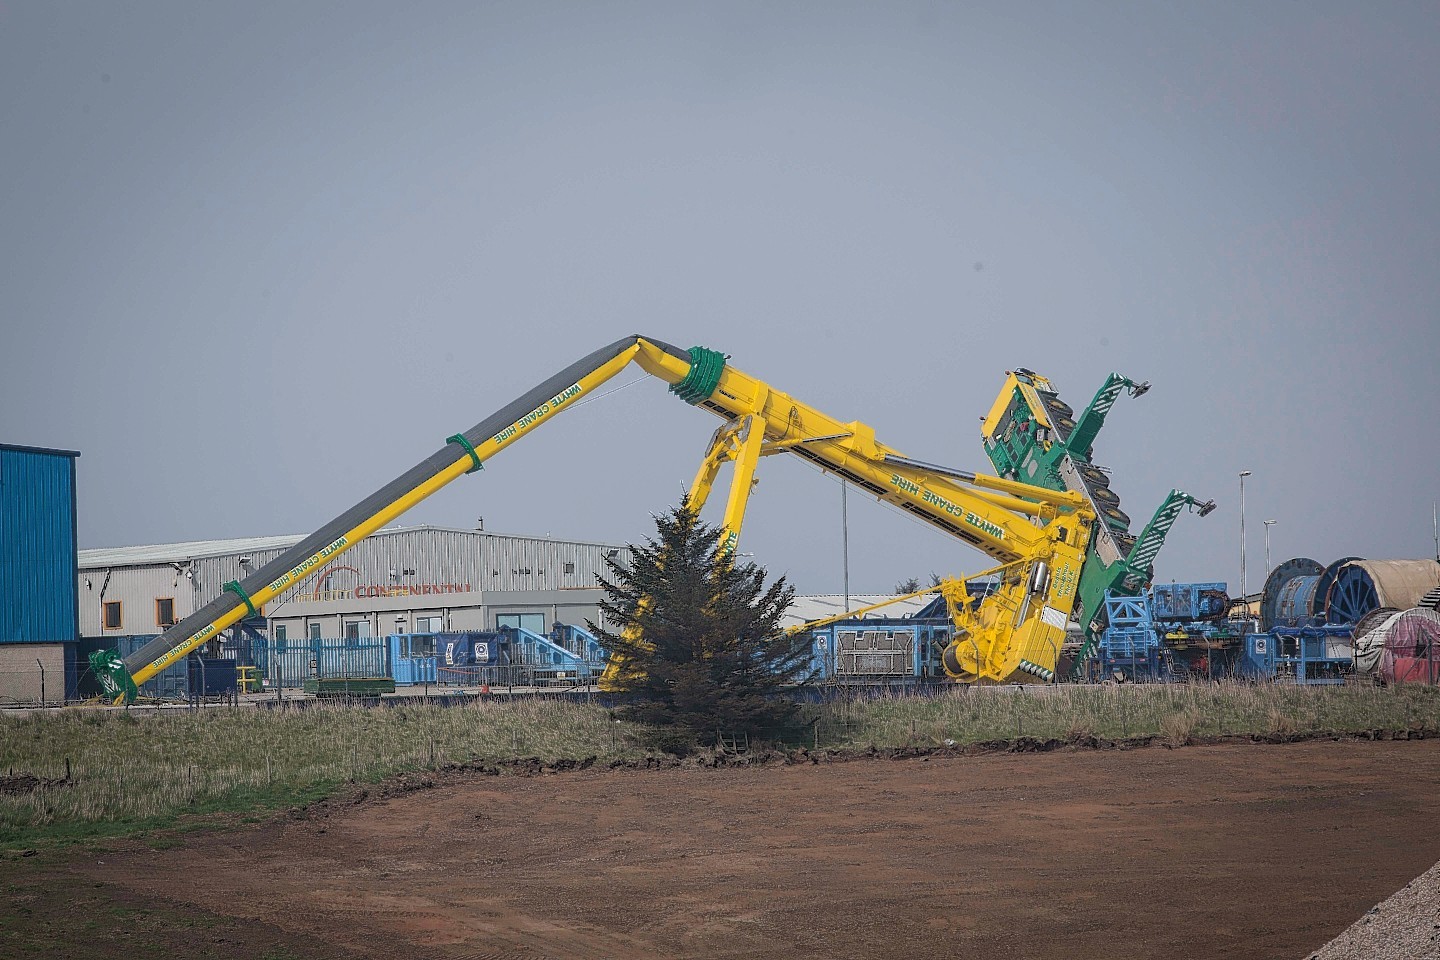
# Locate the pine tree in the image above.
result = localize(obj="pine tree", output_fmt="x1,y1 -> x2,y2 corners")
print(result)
590,498 -> 809,739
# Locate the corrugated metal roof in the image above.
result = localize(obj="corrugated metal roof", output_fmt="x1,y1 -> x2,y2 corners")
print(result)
782,594 -> 937,629
77,524 -> 627,569
79,534 -> 307,568
0,443 -> 81,458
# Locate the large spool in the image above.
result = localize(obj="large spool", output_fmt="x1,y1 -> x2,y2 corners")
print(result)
1325,559 -> 1440,626
1261,558 -> 1322,631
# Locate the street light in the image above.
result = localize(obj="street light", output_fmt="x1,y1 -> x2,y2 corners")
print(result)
1239,471 -> 1252,626
841,479 -> 850,613
1262,519 -> 1277,578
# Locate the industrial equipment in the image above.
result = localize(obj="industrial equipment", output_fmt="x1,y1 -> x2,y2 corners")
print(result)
980,369 -> 1215,662
91,337 -> 1101,701
1091,581 -> 1358,684
1092,584 -> 1241,682
396,622 -> 608,686
1326,560 -> 1440,625
1240,625 -> 1353,685
1261,556 -> 1440,630
804,617 -> 954,683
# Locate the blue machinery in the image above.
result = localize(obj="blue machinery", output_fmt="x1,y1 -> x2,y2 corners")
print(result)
393,623 -> 609,685
1093,585 -> 1243,682
800,581 -> 1356,686
242,622 -> 610,689
805,618 -> 953,683
1238,624 -> 1353,685
1093,582 -> 1355,684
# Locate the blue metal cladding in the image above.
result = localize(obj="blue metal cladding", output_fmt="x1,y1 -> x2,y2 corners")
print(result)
0,445 -> 80,644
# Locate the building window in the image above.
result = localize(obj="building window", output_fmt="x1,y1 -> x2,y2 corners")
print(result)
496,612 -> 546,635
155,597 -> 176,627
274,624 -> 287,642
308,622 -> 322,641
103,601 -> 122,630
563,562 -> 575,575
416,615 -> 442,633
344,620 -> 371,640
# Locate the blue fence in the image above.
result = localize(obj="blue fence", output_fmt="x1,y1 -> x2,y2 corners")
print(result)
258,638 -> 389,688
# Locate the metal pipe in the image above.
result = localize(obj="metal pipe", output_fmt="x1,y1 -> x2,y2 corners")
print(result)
841,480 -> 850,613
1239,471 -> 1252,627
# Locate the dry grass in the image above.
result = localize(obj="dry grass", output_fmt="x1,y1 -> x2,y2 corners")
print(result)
0,699 -> 647,845
815,680 -> 1440,749
4,682 -> 1438,847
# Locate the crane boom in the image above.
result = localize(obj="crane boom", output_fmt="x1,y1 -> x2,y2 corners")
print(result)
92,336 -> 1095,701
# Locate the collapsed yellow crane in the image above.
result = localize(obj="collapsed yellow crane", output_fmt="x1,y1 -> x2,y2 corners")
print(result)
91,336 -> 1095,702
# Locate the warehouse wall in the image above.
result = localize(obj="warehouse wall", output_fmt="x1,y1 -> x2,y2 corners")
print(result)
253,527 -> 626,600
0,445 -> 79,647
266,588 -> 610,639
78,526 -> 629,641
0,642 -> 67,705
79,564 -> 200,637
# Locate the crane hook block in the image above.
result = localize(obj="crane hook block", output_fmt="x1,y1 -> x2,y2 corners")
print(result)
670,346 -> 726,405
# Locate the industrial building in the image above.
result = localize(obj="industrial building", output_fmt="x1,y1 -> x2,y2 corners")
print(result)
0,443 -> 80,704
78,524 -> 630,641
67,524 -> 635,698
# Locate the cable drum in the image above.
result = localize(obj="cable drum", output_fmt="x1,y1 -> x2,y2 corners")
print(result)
1352,607 -> 1401,644
1326,559 -> 1440,625
1260,558 -> 1323,631
1277,577 -> 1322,625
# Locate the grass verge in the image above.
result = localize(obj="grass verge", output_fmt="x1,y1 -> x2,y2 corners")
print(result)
3,682 -> 1438,850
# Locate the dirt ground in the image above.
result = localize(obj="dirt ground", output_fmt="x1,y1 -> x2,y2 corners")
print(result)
7,740 -> 1440,960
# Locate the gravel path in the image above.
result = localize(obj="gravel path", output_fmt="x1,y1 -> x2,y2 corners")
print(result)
1309,859 -> 1440,959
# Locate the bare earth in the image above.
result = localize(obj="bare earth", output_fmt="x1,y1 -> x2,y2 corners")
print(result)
13,740 -> 1440,960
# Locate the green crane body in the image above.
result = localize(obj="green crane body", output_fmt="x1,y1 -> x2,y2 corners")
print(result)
980,370 -> 1215,669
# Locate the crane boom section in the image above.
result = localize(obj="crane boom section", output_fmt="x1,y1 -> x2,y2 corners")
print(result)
104,337 -> 663,696
631,342 -> 1086,562
94,336 -> 1093,700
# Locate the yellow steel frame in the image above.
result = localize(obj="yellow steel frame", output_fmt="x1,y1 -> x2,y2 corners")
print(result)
128,338 -> 1093,694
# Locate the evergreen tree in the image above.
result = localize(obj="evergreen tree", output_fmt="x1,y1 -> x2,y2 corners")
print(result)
590,499 -> 808,738
894,577 -> 922,594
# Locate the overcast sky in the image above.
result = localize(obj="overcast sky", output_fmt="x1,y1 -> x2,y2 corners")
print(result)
3,2 -> 1437,596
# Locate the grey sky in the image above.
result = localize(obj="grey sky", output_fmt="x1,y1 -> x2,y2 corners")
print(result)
3,1 -> 1437,596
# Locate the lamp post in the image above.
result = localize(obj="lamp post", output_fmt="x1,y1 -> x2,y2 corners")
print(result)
841,480 -> 851,613
1238,471 -> 1252,625
1262,519 -> 1276,578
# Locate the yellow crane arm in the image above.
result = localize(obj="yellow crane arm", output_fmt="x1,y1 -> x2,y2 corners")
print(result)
94,336 -> 1092,702
628,342 -> 1095,683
